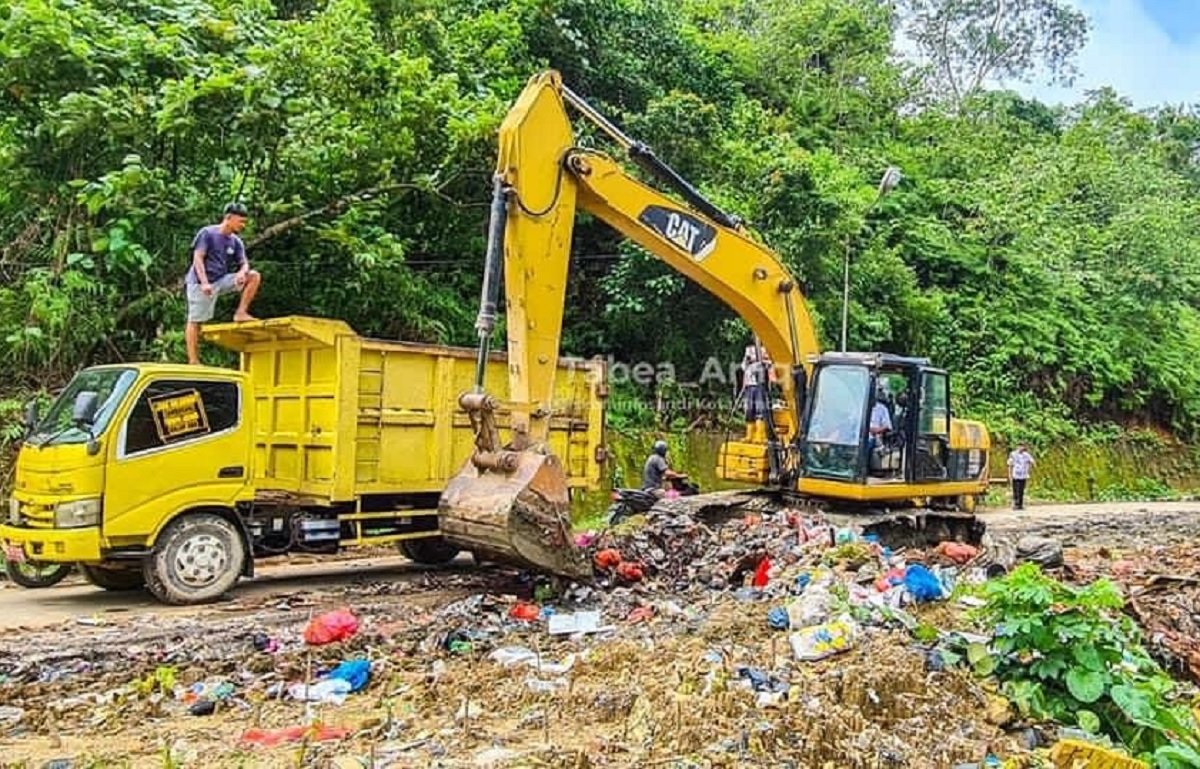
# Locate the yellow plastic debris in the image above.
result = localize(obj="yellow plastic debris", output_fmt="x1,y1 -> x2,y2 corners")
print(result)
1049,739 -> 1148,769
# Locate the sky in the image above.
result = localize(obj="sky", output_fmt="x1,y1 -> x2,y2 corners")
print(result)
1023,0 -> 1200,107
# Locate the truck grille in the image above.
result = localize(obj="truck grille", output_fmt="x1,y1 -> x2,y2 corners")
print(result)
17,501 -> 55,528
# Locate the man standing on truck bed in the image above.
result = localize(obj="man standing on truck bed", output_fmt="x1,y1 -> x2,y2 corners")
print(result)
185,202 -> 262,364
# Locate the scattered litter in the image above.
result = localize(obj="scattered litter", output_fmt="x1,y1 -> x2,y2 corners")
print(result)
325,659 -> 371,692
508,602 -> 540,622
767,606 -> 790,630
488,646 -> 575,675
904,564 -> 945,602
240,725 -> 350,748
304,608 -> 359,645
287,678 -> 353,705
936,541 -> 980,565
790,616 -> 859,661
547,610 -> 605,635
251,632 -> 279,653
524,677 -> 568,693
455,700 -> 485,722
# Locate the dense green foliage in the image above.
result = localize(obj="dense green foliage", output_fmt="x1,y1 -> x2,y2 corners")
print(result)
3,0 -> 1200,442
974,565 -> 1200,767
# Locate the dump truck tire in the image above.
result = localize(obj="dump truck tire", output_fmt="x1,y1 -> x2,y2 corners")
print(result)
80,563 -> 145,592
398,537 -> 460,565
5,560 -> 71,588
144,513 -> 245,605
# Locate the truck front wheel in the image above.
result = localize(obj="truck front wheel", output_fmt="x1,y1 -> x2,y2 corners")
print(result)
5,560 -> 71,588
80,563 -> 145,592
144,513 -> 246,605
398,537 -> 460,566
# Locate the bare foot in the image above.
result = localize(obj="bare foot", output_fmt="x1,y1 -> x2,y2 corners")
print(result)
233,313 -> 257,323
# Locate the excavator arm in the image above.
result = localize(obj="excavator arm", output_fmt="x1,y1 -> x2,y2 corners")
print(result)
439,71 -> 822,576
490,71 -> 818,452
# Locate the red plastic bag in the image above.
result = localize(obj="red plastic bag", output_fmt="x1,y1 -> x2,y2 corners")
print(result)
626,606 -> 655,623
240,725 -> 349,748
594,548 -> 622,571
752,557 -> 772,588
616,561 -> 645,583
509,602 -> 540,621
935,541 -> 980,565
303,609 -> 359,645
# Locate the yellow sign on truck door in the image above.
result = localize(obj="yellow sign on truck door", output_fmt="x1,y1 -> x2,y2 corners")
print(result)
148,390 -> 209,443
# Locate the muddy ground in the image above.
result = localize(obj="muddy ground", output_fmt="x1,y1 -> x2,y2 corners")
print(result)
0,501 -> 1196,769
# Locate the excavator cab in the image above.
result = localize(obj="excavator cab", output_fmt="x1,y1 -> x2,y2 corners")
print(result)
794,353 -> 990,509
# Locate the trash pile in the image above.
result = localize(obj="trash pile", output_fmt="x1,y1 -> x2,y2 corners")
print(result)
1065,542 -> 1200,684
0,505 -> 1195,767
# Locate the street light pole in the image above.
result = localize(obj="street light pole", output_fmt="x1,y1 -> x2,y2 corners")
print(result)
840,166 -> 903,353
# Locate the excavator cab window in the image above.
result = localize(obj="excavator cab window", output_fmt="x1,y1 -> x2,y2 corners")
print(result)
801,364 -> 870,480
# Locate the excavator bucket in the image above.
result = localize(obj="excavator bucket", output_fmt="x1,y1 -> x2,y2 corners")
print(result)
438,449 -> 591,579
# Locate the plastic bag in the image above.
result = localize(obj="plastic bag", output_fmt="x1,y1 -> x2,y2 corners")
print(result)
904,564 -> 945,602
767,606 -> 790,631
789,616 -> 859,661
287,678 -> 352,705
935,541 -> 980,565
325,659 -> 371,692
752,557 -> 772,588
240,725 -> 349,748
303,609 -> 359,645
786,582 -> 832,629
509,602 -> 540,621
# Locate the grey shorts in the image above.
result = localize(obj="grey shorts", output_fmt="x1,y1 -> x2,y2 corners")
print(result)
186,273 -> 240,323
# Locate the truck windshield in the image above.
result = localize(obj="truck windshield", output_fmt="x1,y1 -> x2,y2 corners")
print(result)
30,368 -> 138,447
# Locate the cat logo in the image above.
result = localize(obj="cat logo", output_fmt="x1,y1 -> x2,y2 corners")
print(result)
638,205 -> 717,261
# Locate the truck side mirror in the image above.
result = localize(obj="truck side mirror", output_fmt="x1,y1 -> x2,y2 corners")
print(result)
72,391 -> 100,428
23,399 -> 39,436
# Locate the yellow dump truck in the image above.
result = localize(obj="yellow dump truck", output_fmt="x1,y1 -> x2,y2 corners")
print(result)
0,317 -> 606,604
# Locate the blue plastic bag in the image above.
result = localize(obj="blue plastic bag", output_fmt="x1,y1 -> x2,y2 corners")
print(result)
767,606 -> 790,631
904,564 -> 944,602
325,659 -> 371,692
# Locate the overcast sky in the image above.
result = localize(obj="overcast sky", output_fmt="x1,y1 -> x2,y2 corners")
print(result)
1022,0 -> 1200,107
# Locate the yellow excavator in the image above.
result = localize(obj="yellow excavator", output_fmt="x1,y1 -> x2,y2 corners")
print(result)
438,71 -> 991,577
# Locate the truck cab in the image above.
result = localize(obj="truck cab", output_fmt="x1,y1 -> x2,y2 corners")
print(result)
6,364 -> 254,597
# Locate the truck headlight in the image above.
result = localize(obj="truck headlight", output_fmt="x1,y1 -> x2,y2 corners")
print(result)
7,498 -> 19,525
54,498 -> 101,528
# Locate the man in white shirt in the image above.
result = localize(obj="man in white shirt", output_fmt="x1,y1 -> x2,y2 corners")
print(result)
1008,443 -> 1036,508
1007,442 -> 1035,510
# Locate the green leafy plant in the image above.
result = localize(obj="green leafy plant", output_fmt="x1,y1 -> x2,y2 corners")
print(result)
975,565 -> 1200,767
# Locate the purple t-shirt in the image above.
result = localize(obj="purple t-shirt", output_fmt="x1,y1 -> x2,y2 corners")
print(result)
186,225 -> 245,285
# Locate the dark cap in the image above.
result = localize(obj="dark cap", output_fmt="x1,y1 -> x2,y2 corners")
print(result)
223,202 -> 249,218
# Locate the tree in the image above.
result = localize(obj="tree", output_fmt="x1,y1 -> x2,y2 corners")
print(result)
898,0 -> 1089,109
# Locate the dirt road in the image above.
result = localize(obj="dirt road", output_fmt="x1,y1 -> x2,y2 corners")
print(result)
0,554 -> 476,630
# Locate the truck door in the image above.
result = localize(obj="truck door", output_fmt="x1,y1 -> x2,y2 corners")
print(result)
103,377 -> 253,541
